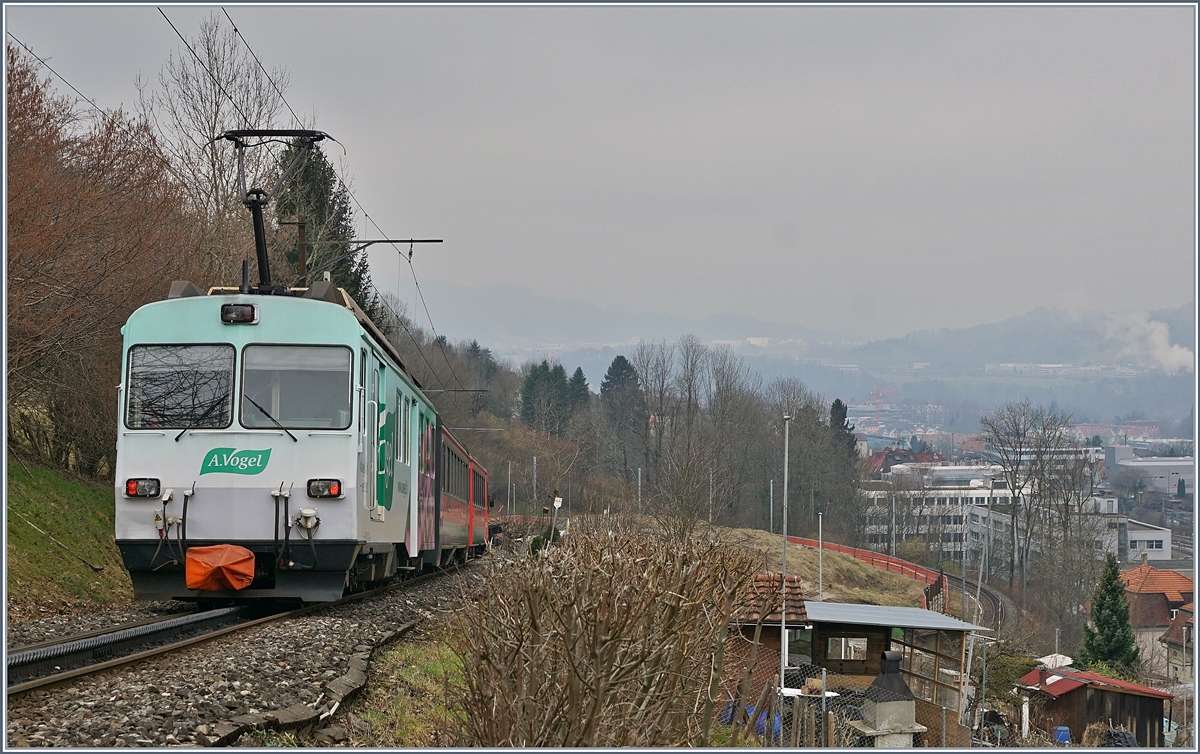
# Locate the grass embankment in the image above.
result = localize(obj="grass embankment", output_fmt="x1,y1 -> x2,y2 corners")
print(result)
343,624 -> 462,746
718,526 -> 926,607
6,455 -> 133,623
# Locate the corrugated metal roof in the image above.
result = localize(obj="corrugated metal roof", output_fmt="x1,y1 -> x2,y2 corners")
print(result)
1016,667 -> 1174,700
803,601 -> 991,631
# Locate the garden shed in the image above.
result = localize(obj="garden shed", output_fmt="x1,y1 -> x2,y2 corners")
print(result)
1014,666 -> 1172,746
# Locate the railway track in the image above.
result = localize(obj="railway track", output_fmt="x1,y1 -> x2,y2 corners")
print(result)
6,567 -> 449,697
950,572 -> 1004,631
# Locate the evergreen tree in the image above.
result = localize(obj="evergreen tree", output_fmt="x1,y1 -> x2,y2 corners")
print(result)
272,139 -> 382,321
520,360 -> 578,433
1078,553 -> 1139,670
600,355 -> 647,479
568,367 -> 590,411
830,398 -> 857,455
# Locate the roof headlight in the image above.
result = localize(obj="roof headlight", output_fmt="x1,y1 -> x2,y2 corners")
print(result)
220,303 -> 259,324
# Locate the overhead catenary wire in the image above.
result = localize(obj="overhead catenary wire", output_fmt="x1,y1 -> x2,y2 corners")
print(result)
207,11 -> 472,407
221,7 -> 303,129
362,277 -> 457,400
5,32 -> 194,191
158,8 -> 254,132
159,7 -> 288,180
329,159 -> 471,400
14,20 -> 471,410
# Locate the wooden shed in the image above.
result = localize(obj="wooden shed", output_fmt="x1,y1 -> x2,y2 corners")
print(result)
1014,666 -> 1172,746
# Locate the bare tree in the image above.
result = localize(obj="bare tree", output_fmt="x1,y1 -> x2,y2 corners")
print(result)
630,339 -> 675,486
979,399 -> 1042,594
137,13 -> 289,286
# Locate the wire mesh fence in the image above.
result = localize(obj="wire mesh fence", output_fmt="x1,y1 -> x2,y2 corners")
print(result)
717,657 -> 968,747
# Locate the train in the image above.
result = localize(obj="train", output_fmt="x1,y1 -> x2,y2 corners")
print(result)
113,128 -> 490,603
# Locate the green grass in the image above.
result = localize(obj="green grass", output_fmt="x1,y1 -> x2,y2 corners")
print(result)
6,454 -> 133,622
343,625 -> 464,747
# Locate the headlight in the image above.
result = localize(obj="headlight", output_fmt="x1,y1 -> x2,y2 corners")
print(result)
125,478 -> 160,497
307,479 -> 342,498
220,303 -> 258,324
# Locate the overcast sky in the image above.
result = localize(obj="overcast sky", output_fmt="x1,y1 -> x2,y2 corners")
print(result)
6,4 -> 1196,341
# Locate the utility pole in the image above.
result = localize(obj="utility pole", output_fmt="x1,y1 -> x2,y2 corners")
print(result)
891,491 -> 896,557
770,479 -> 774,534
819,512 -> 824,601
781,414 -> 791,689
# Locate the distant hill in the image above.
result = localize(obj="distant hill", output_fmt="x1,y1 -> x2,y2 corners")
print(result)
837,303 -> 1194,372
420,278 -> 1191,376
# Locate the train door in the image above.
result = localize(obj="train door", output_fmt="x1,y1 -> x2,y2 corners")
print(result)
417,411 -> 437,552
364,353 -> 380,514
374,366 -> 395,521
392,390 -> 412,537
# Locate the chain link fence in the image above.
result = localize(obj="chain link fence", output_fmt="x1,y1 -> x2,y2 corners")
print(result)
718,655 -> 969,747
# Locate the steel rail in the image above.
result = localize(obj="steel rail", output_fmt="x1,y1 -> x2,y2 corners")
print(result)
8,607 -> 244,684
10,611 -> 201,653
949,573 -> 1003,631
6,564 -> 463,697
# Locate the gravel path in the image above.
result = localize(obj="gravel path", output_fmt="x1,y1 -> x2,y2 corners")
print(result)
6,568 -> 478,747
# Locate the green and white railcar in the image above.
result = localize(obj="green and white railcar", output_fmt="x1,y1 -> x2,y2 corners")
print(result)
115,281 -> 482,602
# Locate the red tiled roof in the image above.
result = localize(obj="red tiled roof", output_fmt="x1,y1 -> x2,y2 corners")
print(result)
1119,564 -> 1194,603
1016,667 -> 1173,700
734,573 -> 809,625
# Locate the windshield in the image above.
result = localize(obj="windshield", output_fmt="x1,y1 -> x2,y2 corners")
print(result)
125,344 -> 235,429
241,345 -> 353,430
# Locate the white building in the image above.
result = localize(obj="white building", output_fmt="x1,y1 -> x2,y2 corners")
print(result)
1126,519 -> 1173,562
862,464 -> 1011,563
1116,457 -> 1194,496
863,462 -> 1127,570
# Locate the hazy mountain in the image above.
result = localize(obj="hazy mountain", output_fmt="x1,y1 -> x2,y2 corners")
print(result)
838,302 -> 1195,371
413,280 -> 1192,431
421,277 -> 1192,377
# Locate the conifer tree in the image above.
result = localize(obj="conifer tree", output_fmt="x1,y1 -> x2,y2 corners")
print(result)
568,367 -> 590,411
272,139 -> 382,321
1078,553 -> 1139,670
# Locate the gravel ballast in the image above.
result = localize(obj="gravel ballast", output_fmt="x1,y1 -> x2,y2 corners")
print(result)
6,568 -> 477,747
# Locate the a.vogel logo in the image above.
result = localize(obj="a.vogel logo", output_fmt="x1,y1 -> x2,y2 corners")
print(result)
200,448 -> 272,475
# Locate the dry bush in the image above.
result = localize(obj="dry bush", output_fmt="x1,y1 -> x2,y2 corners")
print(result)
450,528 -> 764,746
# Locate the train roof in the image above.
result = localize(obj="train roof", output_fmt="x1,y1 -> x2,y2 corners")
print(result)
168,279 -> 422,390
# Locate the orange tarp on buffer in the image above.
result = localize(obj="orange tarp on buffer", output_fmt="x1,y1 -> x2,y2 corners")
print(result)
185,544 -> 256,591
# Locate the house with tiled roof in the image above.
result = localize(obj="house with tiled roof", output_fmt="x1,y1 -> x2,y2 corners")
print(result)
1013,666 -> 1172,746
731,573 -> 809,643
1116,558 -> 1193,678
1159,602 -> 1193,683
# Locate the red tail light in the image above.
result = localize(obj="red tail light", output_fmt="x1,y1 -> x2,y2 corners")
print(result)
125,478 -> 160,497
307,479 -> 342,498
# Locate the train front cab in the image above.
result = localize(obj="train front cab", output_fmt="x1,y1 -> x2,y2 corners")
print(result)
114,288 -> 444,603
